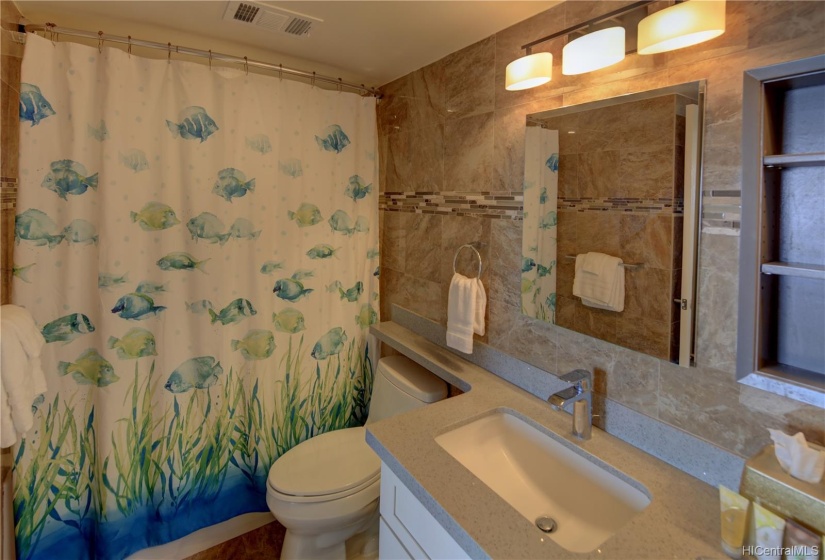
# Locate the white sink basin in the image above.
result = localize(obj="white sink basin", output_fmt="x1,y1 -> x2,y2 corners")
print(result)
435,411 -> 651,553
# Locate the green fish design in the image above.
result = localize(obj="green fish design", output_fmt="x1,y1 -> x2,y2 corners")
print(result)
344,175 -> 372,201
108,327 -> 157,359
136,280 -> 167,295
99,272 -> 129,289
271,307 -> 306,334
228,218 -> 261,240
231,329 -> 275,360
164,356 -> 222,393
111,293 -> 166,320
311,327 -> 348,360
157,252 -> 209,272
287,203 -> 322,227
131,202 -> 180,231
187,212 -> 229,245
41,160 -> 98,200
260,261 -> 284,275
327,280 -> 363,302
355,304 -> 378,329
354,216 -> 369,233
367,248 -> 379,260
12,263 -> 35,283
208,298 -> 257,325
58,348 -> 118,387
328,210 -> 354,236
213,168 -> 255,202
15,209 -> 64,248
41,313 -> 96,344
537,262 -> 555,278
306,244 -> 339,260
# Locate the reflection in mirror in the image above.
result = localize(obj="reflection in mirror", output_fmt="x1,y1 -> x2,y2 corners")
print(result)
521,82 -> 705,365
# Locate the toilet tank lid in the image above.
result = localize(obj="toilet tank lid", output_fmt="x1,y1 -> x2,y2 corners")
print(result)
377,355 -> 447,403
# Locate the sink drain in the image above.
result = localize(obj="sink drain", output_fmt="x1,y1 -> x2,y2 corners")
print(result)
535,516 -> 557,534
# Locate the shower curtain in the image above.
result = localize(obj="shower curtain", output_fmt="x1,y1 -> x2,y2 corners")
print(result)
521,126 -> 558,322
12,34 -> 378,560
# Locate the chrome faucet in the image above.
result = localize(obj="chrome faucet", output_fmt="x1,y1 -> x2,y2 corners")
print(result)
547,369 -> 593,440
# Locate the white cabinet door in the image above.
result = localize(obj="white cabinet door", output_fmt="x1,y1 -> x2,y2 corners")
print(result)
379,463 -> 470,560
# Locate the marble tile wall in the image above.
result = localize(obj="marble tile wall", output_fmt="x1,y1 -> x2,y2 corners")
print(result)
378,0 -> 825,458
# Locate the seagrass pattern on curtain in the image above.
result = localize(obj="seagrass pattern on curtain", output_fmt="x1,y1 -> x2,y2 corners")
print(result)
12,34 -> 378,560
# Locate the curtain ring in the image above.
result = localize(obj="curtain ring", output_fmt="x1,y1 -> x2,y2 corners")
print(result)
244,56 -> 248,76
167,42 -> 172,64
127,35 -> 132,57
208,49 -> 212,69
337,78 -> 342,94
279,63 -> 283,80
311,71 -> 316,88
97,30 -> 103,53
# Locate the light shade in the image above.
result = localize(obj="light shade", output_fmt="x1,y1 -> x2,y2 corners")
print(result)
505,52 -> 553,91
562,27 -> 626,75
638,0 -> 726,55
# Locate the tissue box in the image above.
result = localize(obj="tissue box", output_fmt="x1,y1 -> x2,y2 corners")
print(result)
740,443 -> 825,534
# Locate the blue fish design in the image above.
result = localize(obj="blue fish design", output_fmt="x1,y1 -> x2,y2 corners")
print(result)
328,210 -> 355,236
311,327 -> 348,360
546,153 -> 560,172
522,257 -> 537,273
119,149 -> 150,173
187,212 -> 229,245
41,160 -> 98,200
62,219 -> 98,245
345,175 -> 372,201
41,313 -> 95,344
273,276 -> 313,302
164,357 -> 222,393
15,209 -> 64,248
279,158 -> 303,178
213,168 -> 255,202
315,125 -> 350,153
208,298 -> 257,326
19,83 -> 55,126
87,120 -> 108,141
228,218 -> 261,240
111,292 -> 166,320
539,211 -> 558,230
246,134 -> 272,154
166,106 -> 219,142
539,187 -> 548,204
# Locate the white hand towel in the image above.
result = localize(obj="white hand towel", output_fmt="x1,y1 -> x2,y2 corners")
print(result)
0,382 -> 17,448
572,252 -> 625,312
447,274 -> 486,354
1,305 -> 47,395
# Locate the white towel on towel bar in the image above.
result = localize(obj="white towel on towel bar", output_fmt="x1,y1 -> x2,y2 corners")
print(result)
572,252 -> 625,312
1,305 -> 47,447
446,274 -> 486,354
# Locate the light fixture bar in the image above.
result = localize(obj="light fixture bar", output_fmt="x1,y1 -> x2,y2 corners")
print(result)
519,0 -> 655,52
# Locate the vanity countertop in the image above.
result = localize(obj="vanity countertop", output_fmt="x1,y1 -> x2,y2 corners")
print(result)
367,321 -> 725,560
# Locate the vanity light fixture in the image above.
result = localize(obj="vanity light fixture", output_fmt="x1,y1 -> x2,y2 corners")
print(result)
562,27 -> 626,75
505,0 -> 726,91
505,51 -> 553,91
638,0 -> 726,55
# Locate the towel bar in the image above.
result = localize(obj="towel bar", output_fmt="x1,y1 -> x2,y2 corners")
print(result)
454,244 -> 483,278
564,255 -> 642,270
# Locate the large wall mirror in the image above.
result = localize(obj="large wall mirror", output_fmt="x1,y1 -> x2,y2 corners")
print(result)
521,82 -> 705,366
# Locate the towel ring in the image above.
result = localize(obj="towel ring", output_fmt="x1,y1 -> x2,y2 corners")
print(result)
453,244 -> 483,278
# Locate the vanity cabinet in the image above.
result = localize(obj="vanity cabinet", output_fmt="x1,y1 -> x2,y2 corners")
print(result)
738,54 -> 825,401
378,463 -> 469,560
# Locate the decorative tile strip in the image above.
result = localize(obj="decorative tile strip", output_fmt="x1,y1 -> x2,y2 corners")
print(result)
380,191 -> 524,220
0,180 -> 17,210
558,196 -> 684,215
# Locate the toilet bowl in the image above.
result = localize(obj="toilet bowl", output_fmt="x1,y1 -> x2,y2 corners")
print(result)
266,355 -> 448,560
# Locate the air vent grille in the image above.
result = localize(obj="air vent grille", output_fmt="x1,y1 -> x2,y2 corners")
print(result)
233,3 -> 259,23
284,18 -> 313,36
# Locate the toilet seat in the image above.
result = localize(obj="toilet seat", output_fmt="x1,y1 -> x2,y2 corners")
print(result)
267,427 -> 380,503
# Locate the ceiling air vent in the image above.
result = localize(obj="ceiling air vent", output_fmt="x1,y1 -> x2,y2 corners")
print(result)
222,2 -> 322,37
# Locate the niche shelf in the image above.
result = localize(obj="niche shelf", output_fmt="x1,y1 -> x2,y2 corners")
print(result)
737,54 -> 825,406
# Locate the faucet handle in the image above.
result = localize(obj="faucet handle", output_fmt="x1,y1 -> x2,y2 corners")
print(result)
558,369 -> 592,391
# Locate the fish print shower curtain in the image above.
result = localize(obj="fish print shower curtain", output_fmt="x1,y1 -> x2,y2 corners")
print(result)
521,126 -> 558,322
12,34 -> 378,560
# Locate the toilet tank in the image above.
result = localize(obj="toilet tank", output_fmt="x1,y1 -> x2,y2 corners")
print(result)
366,355 -> 448,425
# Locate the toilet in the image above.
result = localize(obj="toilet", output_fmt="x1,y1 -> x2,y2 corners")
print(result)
266,355 -> 449,560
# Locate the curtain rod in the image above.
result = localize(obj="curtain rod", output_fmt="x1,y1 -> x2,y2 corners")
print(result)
23,23 -> 382,98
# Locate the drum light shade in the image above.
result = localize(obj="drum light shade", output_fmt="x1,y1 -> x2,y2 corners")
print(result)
505,52 -> 553,91
637,0 -> 726,55
562,27 -> 626,75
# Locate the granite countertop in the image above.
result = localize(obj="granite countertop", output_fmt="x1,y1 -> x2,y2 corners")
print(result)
367,321 -> 726,560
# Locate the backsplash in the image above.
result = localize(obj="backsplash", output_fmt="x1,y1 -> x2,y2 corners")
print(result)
377,0 -> 825,458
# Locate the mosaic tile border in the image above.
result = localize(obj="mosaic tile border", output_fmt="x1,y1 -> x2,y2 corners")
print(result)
559,196 -> 684,215
1,179 -> 17,210
701,189 -> 741,235
380,191 -> 523,220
